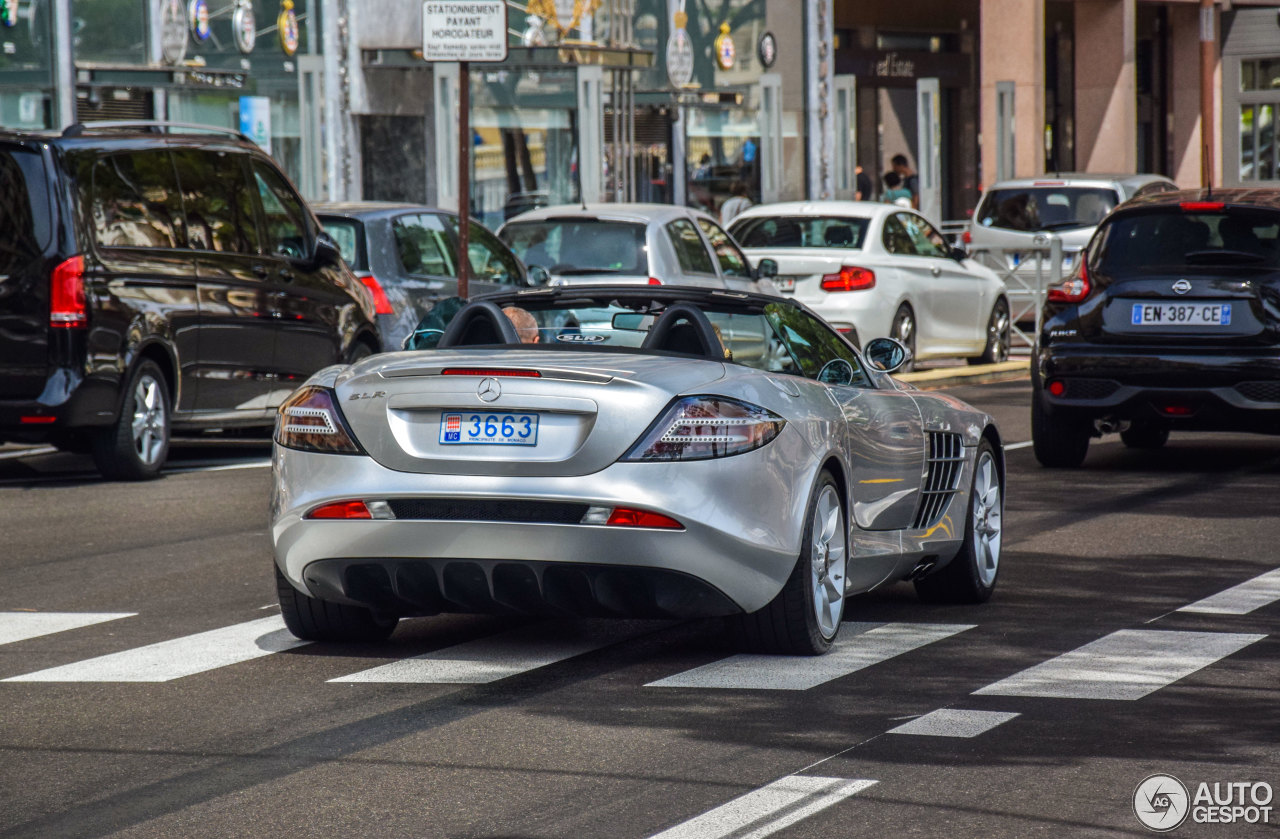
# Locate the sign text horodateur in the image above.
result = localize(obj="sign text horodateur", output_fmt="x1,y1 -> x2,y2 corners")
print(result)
426,3 -> 496,39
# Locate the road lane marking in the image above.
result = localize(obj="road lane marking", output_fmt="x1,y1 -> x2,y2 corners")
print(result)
330,622 -> 647,684
1178,568 -> 1280,615
886,708 -> 1019,738
2,616 -> 307,682
1004,440 -> 1033,451
165,459 -> 272,474
647,775 -> 876,839
0,612 -> 135,646
646,623 -> 974,691
973,629 -> 1266,700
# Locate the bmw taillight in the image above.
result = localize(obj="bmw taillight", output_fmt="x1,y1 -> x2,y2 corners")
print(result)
820,266 -> 875,292
621,396 -> 785,462
1047,258 -> 1091,303
275,386 -> 364,454
50,255 -> 87,328
357,275 -> 395,315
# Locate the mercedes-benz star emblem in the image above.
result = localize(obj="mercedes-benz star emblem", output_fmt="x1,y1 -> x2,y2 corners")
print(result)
1172,279 -> 1192,294
477,378 -> 501,402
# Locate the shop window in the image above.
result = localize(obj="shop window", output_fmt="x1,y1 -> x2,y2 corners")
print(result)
1239,104 -> 1277,182
686,108 -> 762,219
1241,59 -> 1280,92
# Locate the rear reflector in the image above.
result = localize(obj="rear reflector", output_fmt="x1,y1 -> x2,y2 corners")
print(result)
20,416 -> 56,424
306,500 -> 373,520
605,507 -> 684,530
441,368 -> 542,377
1159,404 -> 1195,416
1047,380 -> 1066,397
1180,201 -> 1225,212
357,275 -> 395,315
50,255 -> 87,328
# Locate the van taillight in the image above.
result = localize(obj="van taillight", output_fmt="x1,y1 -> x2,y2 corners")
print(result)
50,256 -> 87,328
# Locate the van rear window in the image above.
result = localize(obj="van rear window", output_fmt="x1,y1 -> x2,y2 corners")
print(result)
0,146 -> 53,274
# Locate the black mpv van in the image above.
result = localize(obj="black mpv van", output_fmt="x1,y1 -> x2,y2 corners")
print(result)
1034,188 -> 1280,467
0,122 -> 378,479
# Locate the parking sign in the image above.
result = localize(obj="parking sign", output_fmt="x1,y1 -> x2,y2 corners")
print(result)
422,1 -> 508,62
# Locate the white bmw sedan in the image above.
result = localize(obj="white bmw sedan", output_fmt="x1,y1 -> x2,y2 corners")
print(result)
729,201 -> 1010,366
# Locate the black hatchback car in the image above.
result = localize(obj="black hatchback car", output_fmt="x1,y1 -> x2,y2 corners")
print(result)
0,122 -> 378,479
1034,189 -> 1280,467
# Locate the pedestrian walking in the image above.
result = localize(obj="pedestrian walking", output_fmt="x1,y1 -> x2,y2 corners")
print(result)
891,153 -> 919,209
720,180 -> 753,225
855,164 -> 873,201
881,172 -> 913,208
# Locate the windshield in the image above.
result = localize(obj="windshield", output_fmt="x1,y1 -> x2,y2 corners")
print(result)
500,219 -> 648,275
976,187 -> 1119,232
1094,210 -> 1280,272
318,217 -> 364,270
729,216 -> 870,249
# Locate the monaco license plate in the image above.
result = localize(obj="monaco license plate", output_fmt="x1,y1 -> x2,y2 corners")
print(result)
1131,302 -> 1232,327
440,412 -> 539,446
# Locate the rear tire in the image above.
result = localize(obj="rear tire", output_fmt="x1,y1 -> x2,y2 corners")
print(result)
891,304 -> 916,372
733,471 -> 846,655
1121,423 -> 1169,449
92,360 -> 170,481
916,440 -> 1001,604
1032,383 -> 1091,468
969,298 -> 1011,365
275,564 -> 398,642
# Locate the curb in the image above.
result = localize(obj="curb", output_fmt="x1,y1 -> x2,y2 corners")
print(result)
897,359 -> 1030,391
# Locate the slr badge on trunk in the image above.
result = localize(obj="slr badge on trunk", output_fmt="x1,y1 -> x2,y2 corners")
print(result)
348,391 -> 385,401
1172,279 -> 1192,294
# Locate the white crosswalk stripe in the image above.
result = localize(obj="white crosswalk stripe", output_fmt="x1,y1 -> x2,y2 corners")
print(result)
330,622 -> 650,684
2,616 -> 307,683
974,629 -> 1266,701
887,709 -> 1019,738
0,611 -> 135,646
1179,568 -> 1280,616
647,776 -> 877,839
646,623 -> 975,691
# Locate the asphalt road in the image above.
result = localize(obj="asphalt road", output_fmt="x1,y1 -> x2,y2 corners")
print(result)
2,379 -> 1277,838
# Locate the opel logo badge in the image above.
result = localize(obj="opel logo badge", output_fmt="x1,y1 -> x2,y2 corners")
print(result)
477,378 -> 501,402
1172,279 -> 1192,295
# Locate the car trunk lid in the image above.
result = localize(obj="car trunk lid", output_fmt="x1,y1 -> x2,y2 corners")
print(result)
335,350 -> 727,476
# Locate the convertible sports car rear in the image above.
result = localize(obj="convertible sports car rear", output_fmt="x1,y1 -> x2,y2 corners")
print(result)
270,287 -> 1004,655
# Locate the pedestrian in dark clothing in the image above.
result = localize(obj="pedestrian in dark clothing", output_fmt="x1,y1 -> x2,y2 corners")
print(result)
891,153 -> 919,209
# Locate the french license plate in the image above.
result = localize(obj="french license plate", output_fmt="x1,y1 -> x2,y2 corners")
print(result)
440,412 -> 539,446
1131,302 -> 1232,327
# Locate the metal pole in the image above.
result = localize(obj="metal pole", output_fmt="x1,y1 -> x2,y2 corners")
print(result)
458,62 -> 471,299
52,0 -> 75,129
1199,0 -> 1215,188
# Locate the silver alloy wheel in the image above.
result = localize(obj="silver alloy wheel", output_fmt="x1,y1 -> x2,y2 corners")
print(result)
809,485 -> 847,639
895,310 -> 914,347
131,373 -> 167,466
990,303 -> 1010,361
971,450 -> 1002,587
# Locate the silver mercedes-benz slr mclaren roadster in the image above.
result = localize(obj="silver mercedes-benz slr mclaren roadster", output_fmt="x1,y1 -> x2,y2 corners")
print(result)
270,286 -> 1005,655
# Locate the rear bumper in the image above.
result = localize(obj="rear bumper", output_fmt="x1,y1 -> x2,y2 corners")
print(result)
270,440 -> 815,617
1037,343 -> 1280,430
0,367 -> 118,441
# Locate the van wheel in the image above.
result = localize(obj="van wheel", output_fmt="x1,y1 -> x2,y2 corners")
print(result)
92,361 -> 170,481
275,564 -> 398,642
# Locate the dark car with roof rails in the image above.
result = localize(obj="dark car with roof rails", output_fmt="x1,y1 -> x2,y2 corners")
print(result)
314,201 -> 546,352
1033,188 -> 1280,467
0,121 -> 378,480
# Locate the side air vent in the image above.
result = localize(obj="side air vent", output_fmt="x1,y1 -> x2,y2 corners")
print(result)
913,432 -> 965,530
1236,381 -> 1280,402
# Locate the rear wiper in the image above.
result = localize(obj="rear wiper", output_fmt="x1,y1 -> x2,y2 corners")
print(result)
1183,249 -> 1269,264
1038,220 -> 1090,231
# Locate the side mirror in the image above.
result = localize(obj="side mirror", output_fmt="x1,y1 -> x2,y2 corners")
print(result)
863,337 -> 912,373
312,232 -> 343,268
755,257 -> 779,280
526,264 -> 550,287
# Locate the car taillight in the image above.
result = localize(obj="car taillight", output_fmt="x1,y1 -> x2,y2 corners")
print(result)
648,277 -> 663,286
621,395 -> 785,462
50,255 -> 87,328
357,275 -> 394,315
275,386 -> 364,454
1047,259 -> 1091,303
962,230 -> 972,244
441,368 -> 541,377
820,266 -> 875,292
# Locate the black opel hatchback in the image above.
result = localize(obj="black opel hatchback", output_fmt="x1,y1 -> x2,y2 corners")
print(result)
0,123 -> 378,479
1034,188 -> 1280,467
